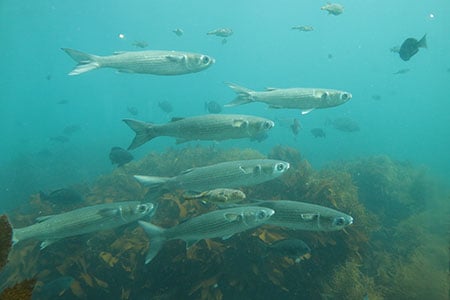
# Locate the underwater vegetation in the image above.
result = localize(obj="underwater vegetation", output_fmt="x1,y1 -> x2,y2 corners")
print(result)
0,146 -> 448,299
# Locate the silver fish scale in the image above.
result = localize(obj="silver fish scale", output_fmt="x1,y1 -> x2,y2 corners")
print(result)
99,51 -> 209,75
14,201 -> 151,242
163,206 -> 270,241
168,159 -> 286,191
155,114 -> 271,140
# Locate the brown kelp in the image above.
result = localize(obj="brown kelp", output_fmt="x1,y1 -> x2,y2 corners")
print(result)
0,146 -> 448,299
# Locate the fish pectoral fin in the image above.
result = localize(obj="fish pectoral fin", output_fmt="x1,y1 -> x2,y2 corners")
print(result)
301,108 -> 315,115
239,165 -> 252,174
166,54 -> 185,62
40,239 -> 58,250
35,215 -> 55,222
224,212 -> 242,222
300,213 -> 319,221
179,168 -> 195,175
232,119 -> 249,128
268,105 -> 283,109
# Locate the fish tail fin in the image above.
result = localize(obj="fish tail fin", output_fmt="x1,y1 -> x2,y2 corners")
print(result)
224,82 -> 255,107
61,48 -> 101,75
138,221 -> 166,264
11,230 -> 19,247
418,34 -> 427,49
123,119 -> 156,150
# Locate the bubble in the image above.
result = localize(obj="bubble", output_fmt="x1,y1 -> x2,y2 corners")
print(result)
118,33 -> 125,39
429,13 -> 435,19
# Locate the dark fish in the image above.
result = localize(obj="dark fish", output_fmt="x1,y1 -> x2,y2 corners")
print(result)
158,100 -> 173,113
39,188 -> 83,204
132,40 -> 148,48
109,147 -> 133,167
329,117 -> 360,132
49,135 -> 69,143
57,99 -> 69,104
310,128 -> 326,138
290,118 -> 301,136
173,28 -> 184,36
399,34 -> 427,61
250,131 -> 269,142
371,94 -> 381,101
327,53 -> 333,59
46,74 -> 52,81
62,124 -> 81,135
205,101 -> 222,113
392,68 -> 410,75
127,106 -> 139,116
32,276 -> 75,299
221,38 -> 228,45
264,239 -> 311,261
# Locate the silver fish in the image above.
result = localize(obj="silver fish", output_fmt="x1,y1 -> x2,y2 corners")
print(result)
12,201 -> 155,249
123,114 -> 275,150
224,82 -> 352,115
134,159 -> 290,194
139,206 -> 274,263
256,200 -> 353,231
207,28 -> 233,37
321,3 -> 344,15
62,48 -> 214,76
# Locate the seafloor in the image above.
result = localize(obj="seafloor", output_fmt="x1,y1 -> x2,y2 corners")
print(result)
1,145 -> 449,300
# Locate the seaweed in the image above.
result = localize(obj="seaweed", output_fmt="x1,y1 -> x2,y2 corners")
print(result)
0,279 -> 36,300
0,215 -> 12,271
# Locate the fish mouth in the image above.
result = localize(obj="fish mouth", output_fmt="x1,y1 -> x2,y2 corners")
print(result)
347,216 -> 354,225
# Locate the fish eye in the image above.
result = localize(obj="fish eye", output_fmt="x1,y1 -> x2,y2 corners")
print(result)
263,121 -> 272,129
333,217 -> 345,226
257,211 -> 267,219
137,205 -> 148,213
276,163 -> 285,171
202,56 -> 210,64
321,92 -> 329,100
341,93 -> 349,100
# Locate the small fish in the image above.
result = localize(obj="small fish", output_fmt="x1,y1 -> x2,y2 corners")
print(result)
263,238 -> 311,262
291,25 -> 314,32
205,101 -> 222,113
158,100 -> 173,113
207,28 -> 233,37
62,124 -> 81,135
290,118 -> 301,136
255,199 -> 353,231
327,117 -> 360,132
12,201 -> 155,249
321,3 -> 344,15
123,114 -> 275,149
134,159 -> 290,195
127,106 -> 139,116
371,94 -> 381,101
327,53 -> 333,59
183,188 -> 246,204
39,188 -> 83,204
132,40 -> 149,48
224,82 -> 352,115
172,28 -> 184,36
56,99 -> 69,105
221,38 -> 228,45
109,147 -> 133,167
393,68 -> 410,75
310,128 -> 326,138
62,48 -> 214,76
138,206 -> 274,263
399,34 -> 427,61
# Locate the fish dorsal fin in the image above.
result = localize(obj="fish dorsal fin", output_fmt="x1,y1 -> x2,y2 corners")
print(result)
300,213 -> 319,221
301,108 -> 315,115
265,87 -> 278,91
232,119 -> 248,128
113,51 -> 126,55
171,117 -> 184,122
185,239 -> 199,249
35,215 -> 55,222
222,234 -> 234,240
166,54 -> 185,62
224,212 -> 242,222
98,208 -> 120,218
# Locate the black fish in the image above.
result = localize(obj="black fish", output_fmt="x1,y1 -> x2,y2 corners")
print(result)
158,101 -> 173,113
399,34 -> 427,61
63,124 -> 81,135
39,188 -> 83,204
310,128 -> 326,138
109,146 -> 133,167
127,106 -> 139,116
290,118 -> 301,136
205,101 -> 222,113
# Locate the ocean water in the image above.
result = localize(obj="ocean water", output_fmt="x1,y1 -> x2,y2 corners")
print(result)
0,1 -> 449,299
